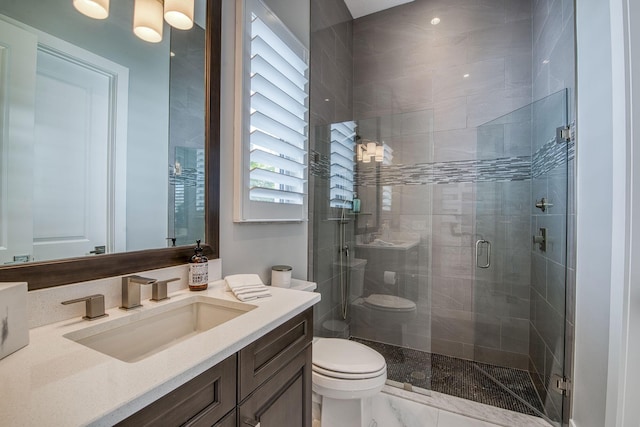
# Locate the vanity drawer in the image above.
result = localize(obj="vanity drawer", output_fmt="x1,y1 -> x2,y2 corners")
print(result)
116,354 -> 236,427
238,308 -> 313,401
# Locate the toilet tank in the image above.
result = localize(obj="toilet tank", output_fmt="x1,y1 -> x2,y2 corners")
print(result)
347,258 -> 367,298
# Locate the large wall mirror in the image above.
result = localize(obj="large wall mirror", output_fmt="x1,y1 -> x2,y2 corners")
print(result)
0,0 -> 220,290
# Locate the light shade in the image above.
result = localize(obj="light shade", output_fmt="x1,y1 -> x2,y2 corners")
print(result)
375,145 -> 384,162
73,0 -> 109,19
164,0 -> 195,30
362,152 -> 371,163
133,0 -> 163,43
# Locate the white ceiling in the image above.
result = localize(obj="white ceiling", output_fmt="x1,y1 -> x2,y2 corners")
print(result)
343,0 -> 415,19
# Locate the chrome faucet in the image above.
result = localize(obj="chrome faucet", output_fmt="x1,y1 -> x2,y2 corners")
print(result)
120,275 -> 157,310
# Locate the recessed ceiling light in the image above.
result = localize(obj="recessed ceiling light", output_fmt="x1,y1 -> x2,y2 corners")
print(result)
431,17 -> 441,25
324,98 -> 330,102
463,73 -> 470,78
542,59 -> 550,64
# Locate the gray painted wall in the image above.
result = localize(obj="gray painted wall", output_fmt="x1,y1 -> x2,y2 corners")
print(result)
219,0 -> 310,284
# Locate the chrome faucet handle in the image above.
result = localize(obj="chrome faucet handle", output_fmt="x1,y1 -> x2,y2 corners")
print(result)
151,278 -> 180,302
121,275 -> 157,310
62,294 -> 108,320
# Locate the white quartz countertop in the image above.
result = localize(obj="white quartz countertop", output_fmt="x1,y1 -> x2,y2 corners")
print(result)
0,281 -> 320,427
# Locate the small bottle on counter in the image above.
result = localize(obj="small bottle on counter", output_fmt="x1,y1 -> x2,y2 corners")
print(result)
188,240 -> 208,291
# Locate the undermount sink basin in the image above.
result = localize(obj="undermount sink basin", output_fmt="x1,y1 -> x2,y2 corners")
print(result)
64,295 -> 256,363
356,238 -> 420,250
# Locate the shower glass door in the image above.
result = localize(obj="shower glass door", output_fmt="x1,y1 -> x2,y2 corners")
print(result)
310,110 -> 434,394
473,89 -> 568,425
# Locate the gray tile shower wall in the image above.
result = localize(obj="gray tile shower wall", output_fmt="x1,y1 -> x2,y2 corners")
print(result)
308,0 -> 354,334
351,0 -> 533,369
530,0 -> 575,424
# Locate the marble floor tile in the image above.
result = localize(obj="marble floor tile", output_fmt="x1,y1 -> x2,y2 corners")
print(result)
371,392 -> 439,427
437,411 -> 501,427
382,386 -> 551,427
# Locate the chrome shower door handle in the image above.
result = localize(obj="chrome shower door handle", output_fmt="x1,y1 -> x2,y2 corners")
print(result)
475,239 -> 491,269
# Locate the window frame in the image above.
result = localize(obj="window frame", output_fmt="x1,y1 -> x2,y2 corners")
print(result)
233,0 -> 309,223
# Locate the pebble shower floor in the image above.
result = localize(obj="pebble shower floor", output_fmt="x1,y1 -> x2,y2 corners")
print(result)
351,337 -> 545,417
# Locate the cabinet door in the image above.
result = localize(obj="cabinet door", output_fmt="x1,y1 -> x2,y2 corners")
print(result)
239,309 -> 312,401
116,354 -> 236,427
239,345 -> 312,427
213,409 -> 236,427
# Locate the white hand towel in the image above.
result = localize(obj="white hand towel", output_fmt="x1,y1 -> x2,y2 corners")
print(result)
225,274 -> 272,301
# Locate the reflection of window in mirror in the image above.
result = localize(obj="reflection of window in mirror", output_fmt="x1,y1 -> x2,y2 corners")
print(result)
329,122 -> 357,210
0,0 -> 207,264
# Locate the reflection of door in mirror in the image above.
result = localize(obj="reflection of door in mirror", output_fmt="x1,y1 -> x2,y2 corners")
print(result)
0,18 -> 128,263
0,20 -> 37,265
33,45 -> 128,262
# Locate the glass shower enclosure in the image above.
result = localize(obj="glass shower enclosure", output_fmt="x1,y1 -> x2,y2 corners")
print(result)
309,90 -> 569,425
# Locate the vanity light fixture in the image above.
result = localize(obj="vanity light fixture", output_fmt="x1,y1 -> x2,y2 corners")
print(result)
73,0 -> 195,43
134,0 -> 164,43
164,0 -> 194,30
356,140 -> 387,164
73,0 -> 109,19
375,145 -> 384,162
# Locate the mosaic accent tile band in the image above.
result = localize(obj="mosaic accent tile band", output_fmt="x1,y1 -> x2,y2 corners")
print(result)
309,149 -> 331,179
312,144 -> 574,184
532,138 -> 571,178
355,156 -> 532,187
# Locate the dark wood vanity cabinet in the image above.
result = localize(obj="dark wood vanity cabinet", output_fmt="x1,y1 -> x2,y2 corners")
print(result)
115,354 -> 237,427
238,309 -> 313,427
239,345 -> 312,427
115,308 -> 313,427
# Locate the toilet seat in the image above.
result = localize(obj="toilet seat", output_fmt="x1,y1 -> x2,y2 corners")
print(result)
313,364 -> 386,380
363,294 -> 416,312
312,338 -> 387,400
312,338 -> 386,377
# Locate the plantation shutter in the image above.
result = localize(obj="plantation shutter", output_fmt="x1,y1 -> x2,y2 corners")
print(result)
235,0 -> 309,222
330,121 -> 356,208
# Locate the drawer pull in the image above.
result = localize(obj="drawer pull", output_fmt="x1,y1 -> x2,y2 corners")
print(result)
243,418 -> 260,427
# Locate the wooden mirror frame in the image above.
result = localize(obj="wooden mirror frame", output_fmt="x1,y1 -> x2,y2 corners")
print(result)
0,0 -> 221,291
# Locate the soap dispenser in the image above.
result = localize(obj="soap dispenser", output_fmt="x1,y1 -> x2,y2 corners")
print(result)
188,240 -> 208,291
352,193 -> 361,213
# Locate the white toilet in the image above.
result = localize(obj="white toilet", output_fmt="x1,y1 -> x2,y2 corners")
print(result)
347,258 -> 417,333
310,258 -> 416,426
312,337 -> 387,427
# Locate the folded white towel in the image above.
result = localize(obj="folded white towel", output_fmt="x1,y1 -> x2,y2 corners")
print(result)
225,274 -> 272,301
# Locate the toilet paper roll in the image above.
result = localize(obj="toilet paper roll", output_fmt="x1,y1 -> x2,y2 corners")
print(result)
383,271 -> 396,285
